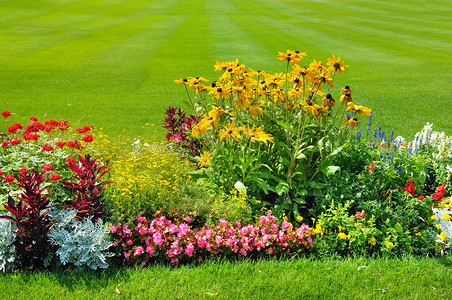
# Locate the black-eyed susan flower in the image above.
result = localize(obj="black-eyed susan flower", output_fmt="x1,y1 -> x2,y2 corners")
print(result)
208,85 -> 230,100
346,102 -> 372,117
343,115 -> 358,128
341,86 -> 352,95
214,59 -> 239,71
248,106 -> 263,119
340,93 -> 353,103
326,55 -> 348,74
277,50 -> 307,64
308,59 -> 325,72
198,151 -> 212,167
317,71 -> 333,88
174,78 -> 189,84
242,125 -> 274,146
219,121 -> 243,144
322,94 -> 335,107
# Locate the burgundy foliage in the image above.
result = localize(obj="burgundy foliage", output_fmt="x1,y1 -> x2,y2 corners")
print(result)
61,154 -> 113,222
162,106 -> 203,157
0,170 -> 53,271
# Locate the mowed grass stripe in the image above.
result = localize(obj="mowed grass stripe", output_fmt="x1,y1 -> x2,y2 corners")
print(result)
0,0 -> 450,136
226,0 -> 451,135
1,0 -> 183,68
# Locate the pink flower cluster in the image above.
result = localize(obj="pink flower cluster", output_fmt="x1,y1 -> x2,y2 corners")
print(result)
110,214 -> 312,266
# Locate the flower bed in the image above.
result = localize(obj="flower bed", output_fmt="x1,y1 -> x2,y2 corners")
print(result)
0,51 -> 451,272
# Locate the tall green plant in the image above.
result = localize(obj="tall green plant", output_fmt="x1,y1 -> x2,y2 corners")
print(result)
176,51 -> 372,221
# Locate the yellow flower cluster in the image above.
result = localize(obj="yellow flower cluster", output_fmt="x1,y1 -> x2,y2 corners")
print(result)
91,133 -> 195,218
176,50 -> 371,145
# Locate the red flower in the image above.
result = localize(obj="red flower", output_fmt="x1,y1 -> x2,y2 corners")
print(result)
42,144 -> 54,152
66,157 -> 76,164
25,122 -> 45,133
42,164 -> 53,171
82,134 -> 93,143
417,196 -> 425,200
432,184 -> 446,203
19,168 -> 29,175
55,141 -> 66,148
354,210 -> 366,220
76,126 -> 93,134
4,175 -> 15,183
58,120 -> 70,131
403,178 -> 415,197
49,174 -> 61,181
7,123 -> 23,133
30,117 -> 38,122
1,111 -> 11,118
0,170 -> 3,176
1,141 -> 10,147
397,187 -> 402,192
67,139 -> 82,149
9,138 -> 20,145
367,163 -> 376,171
22,132 -> 40,141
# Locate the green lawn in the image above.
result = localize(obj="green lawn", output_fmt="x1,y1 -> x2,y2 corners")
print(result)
1,0 -> 451,138
1,257 -> 451,299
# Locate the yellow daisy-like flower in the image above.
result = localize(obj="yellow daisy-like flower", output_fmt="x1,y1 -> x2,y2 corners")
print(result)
339,94 -> 353,103
431,215 -> 437,221
219,121 -> 243,144
214,59 -> 239,72
296,215 -> 303,222
342,116 -> 358,129
198,151 -> 212,168
442,214 -> 452,221
312,223 -> 324,236
346,102 -> 372,117
435,224 -> 441,230
340,86 -> 352,96
242,125 -> 275,146
385,241 -> 394,249
439,231 -> 448,242
368,237 -> 376,246
249,106 -> 264,119
277,50 -> 307,64
415,232 -> 422,237
326,55 -> 348,75
338,232 -> 348,240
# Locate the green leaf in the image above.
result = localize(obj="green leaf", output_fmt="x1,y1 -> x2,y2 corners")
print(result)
252,177 -> 274,194
325,165 -> 340,176
293,198 -> 306,204
275,120 -> 296,135
275,182 -> 290,196
295,150 -> 307,160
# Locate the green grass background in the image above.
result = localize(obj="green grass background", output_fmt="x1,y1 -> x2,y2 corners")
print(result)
1,257 -> 452,299
1,0 -> 451,138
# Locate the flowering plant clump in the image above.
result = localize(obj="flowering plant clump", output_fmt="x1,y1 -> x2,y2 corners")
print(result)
109,214 -> 312,266
0,111 -> 97,205
175,51 -> 372,222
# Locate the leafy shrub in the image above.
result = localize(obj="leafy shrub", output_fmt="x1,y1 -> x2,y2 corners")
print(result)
0,218 -> 15,273
61,154 -> 113,222
163,106 -> 203,157
48,208 -> 113,270
175,51 -> 372,222
110,214 -> 312,266
0,170 -> 53,271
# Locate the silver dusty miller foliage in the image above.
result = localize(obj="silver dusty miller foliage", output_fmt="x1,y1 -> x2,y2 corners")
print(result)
48,208 -> 113,270
0,218 -> 15,273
